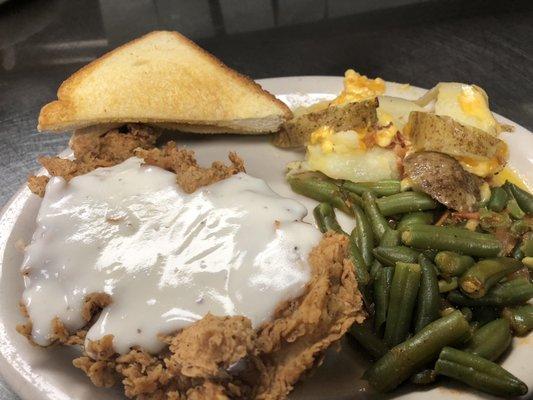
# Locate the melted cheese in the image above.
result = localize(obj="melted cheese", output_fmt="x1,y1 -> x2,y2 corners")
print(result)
331,69 -> 385,106
21,158 -> 321,354
492,167 -> 530,190
457,156 -> 502,178
434,83 -> 500,135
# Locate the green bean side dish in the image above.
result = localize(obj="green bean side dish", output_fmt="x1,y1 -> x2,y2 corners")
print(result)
288,171 -> 533,398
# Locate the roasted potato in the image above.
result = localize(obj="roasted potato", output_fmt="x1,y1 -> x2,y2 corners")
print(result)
272,98 -> 378,148
405,111 -> 508,177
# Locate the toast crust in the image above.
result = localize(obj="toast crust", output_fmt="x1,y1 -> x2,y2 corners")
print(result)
38,31 -> 291,133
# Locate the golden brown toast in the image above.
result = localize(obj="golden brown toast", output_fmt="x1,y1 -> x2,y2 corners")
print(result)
38,31 -> 291,134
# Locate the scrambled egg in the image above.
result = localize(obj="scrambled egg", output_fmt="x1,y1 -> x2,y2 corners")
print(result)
434,83 -> 500,136
331,69 -> 385,106
305,126 -> 400,182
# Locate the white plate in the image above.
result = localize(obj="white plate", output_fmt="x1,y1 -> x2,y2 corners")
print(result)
0,76 -> 531,400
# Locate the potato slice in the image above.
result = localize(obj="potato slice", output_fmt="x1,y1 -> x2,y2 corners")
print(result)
404,152 -> 482,212
272,99 -> 378,148
405,111 -> 507,176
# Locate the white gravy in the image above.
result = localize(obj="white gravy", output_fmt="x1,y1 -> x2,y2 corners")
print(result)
21,157 -> 321,354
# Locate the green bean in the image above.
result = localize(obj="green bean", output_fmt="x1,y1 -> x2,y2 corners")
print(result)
479,208 -> 512,232
313,203 -> 346,234
373,246 -> 420,267
502,304 -> 533,336
374,266 -> 394,334
487,186 -> 508,212
414,254 -> 441,332
440,306 -> 456,317
469,321 -> 481,335
447,278 -> 533,307
344,191 -> 363,208
361,192 -> 389,240
351,203 -> 375,266
369,230 -> 400,281
510,218 -> 533,235
347,228 -> 370,286
400,225 -> 502,257
434,251 -> 475,278
380,228 -> 400,247
348,323 -> 389,359
410,369 -> 437,385
287,172 -> 351,214
342,179 -> 401,197
376,191 -> 438,216
504,181 -> 533,214
397,211 -> 434,231
459,257 -> 523,298
465,319 -> 512,361
520,233 -> 533,257
438,277 -> 458,293
435,347 -> 527,397
460,307 -> 473,322
364,311 -> 470,392
506,198 -> 525,219
369,260 -> 382,280
384,262 -> 421,346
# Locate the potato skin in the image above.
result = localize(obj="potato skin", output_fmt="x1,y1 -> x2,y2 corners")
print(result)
272,99 -> 378,148
404,151 -> 482,212
406,111 -> 508,164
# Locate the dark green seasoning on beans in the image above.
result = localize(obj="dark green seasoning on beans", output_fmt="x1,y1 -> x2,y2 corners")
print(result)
400,225 -> 502,257
435,347 -> 527,397
465,318 -> 512,361
459,257 -> 523,298
364,311 -> 470,392
313,202 -> 345,235
376,191 -> 438,216
414,254 -> 441,333
384,262 -> 421,346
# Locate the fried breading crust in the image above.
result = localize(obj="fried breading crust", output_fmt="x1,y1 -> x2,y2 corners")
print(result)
27,124 -> 245,196
21,125 -> 364,399
63,234 -> 363,400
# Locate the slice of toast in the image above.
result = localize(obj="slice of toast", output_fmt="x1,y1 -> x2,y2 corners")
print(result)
38,31 -> 291,134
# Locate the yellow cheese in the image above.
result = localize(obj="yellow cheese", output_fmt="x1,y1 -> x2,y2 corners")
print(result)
491,167 -> 530,191
331,69 -> 385,106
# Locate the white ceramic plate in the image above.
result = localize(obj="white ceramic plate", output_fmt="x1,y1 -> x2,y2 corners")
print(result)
0,76 -> 531,400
